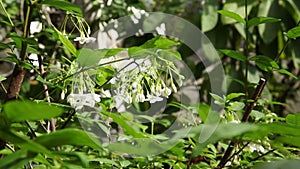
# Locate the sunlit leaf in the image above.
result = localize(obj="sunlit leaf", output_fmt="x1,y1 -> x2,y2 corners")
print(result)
4,100 -> 63,122
218,10 -> 246,25
52,27 -> 77,56
286,26 -> 300,39
226,93 -> 245,100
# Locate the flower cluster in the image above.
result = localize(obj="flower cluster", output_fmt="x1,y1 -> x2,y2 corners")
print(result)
99,51 -> 184,112
62,14 -> 96,44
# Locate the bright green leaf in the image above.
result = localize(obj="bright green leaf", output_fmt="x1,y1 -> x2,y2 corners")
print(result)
34,129 -> 102,149
52,27 -> 77,56
286,26 -> 300,39
4,100 -> 63,122
0,75 -> 6,82
247,17 -> 281,27
226,93 -> 245,100
219,49 -> 247,62
218,10 -> 246,25
286,114 -> 300,126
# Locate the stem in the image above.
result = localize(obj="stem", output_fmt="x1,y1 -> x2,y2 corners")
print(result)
0,0 -> 14,26
244,0 -> 249,101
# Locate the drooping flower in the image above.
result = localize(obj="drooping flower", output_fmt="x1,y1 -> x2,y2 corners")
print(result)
74,36 -> 96,44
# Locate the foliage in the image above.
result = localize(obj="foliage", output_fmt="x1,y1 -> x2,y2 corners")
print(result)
0,0 -> 300,168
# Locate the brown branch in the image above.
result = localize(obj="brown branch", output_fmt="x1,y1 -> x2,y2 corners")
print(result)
216,78 -> 266,169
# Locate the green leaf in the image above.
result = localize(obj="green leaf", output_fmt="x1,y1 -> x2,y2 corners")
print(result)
286,114 -> 300,126
198,104 -> 210,123
218,10 -> 246,25
247,17 -> 281,27
276,136 -> 300,148
226,93 -> 245,100
249,55 -> 279,71
0,129 -> 51,154
193,123 -> 259,155
95,66 -> 114,86
0,75 -> 6,82
286,26 -> 300,39
258,0 -> 281,44
52,27 -> 77,56
228,101 -> 245,111
77,48 -> 108,67
275,69 -> 298,79
210,93 -> 225,106
202,0 -> 218,32
34,129 -> 102,150
102,111 -> 145,138
41,0 -> 82,16
254,160 -> 300,169
154,37 -> 180,49
0,150 -> 36,169
4,100 -> 63,122
219,49 -> 247,62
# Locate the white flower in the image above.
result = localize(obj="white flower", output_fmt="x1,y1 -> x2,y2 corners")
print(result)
249,143 -> 265,153
147,94 -> 163,103
114,94 -> 126,112
30,21 -> 42,34
162,87 -> 172,97
67,93 -> 101,110
135,93 -> 145,102
74,36 -> 96,44
171,82 -> 177,93
28,53 -> 40,67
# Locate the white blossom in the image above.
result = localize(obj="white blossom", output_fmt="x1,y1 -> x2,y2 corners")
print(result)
30,21 -> 42,34
135,93 -> 145,102
147,94 -> 163,103
67,93 -> 100,110
249,143 -> 265,153
74,36 -> 96,44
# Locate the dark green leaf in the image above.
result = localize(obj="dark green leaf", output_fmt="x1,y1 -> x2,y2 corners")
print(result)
198,104 -> 210,123
249,55 -> 279,71
41,0 -> 82,16
34,129 -> 102,149
219,49 -> 247,62
218,10 -> 246,25
247,17 -> 281,27
287,26 -> 300,39
4,100 -> 63,122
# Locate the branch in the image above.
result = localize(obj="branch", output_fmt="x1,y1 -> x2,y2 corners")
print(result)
216,78 -> 266,168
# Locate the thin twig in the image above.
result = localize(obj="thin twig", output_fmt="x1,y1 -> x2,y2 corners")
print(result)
250,149 -> 276,162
